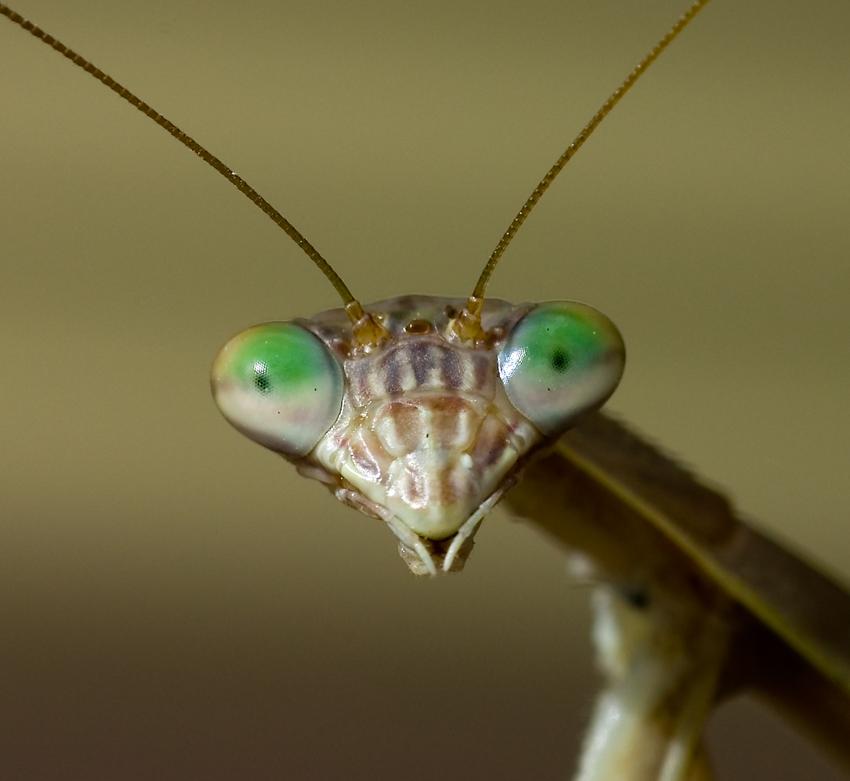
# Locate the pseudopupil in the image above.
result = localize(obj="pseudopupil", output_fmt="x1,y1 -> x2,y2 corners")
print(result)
550,347 -> 570,373
253,363 -> 272,394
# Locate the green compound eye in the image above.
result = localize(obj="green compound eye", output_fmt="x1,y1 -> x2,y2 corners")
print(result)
211,322 -> 344,457
498,302 -> 625,435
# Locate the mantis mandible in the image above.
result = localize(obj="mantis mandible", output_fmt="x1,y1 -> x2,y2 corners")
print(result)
2,1 -> 849,779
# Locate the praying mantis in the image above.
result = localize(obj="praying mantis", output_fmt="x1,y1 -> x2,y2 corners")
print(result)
2,1 -> 849,779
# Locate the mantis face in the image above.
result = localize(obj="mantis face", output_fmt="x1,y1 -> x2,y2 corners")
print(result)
211,296 -> 624,574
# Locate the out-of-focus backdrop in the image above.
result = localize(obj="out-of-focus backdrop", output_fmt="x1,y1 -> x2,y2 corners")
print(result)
1,1 -> 848,778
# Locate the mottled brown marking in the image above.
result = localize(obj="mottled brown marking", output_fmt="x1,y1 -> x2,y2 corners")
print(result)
410,341 -> 436,386
474,353 -> 492,393
429,396 -> 473,450
348,430 -> 382,482
375,400 -> 423,455
399,462 -> 426,508
441,348 -> 464,391
382,348 -> 403,395
439,462 -> 472,510
347,361 -> 370,406
469,415 -> 510,469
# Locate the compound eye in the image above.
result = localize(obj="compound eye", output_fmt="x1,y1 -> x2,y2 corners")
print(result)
498,302 -> 625,435
211,323 -> 344,457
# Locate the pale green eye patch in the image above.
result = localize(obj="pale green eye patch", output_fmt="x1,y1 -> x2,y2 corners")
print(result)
211,323 -> 344,457
498,302 -> 625,435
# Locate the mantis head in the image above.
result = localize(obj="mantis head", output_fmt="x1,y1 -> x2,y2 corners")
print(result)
211,296 -> 624,574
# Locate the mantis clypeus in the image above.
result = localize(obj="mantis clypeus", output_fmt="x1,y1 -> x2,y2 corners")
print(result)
2,1 -> 849,779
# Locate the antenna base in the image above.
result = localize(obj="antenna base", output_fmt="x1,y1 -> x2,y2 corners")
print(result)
347,300 -> 390,349
452,296 -> 486,343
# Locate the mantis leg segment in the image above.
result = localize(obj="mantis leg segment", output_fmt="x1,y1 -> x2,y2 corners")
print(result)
574,586 -> 728,781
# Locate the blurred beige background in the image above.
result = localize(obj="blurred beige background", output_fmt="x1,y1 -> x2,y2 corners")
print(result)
1,1 -> 848,778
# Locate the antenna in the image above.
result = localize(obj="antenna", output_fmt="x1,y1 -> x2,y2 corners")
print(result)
454,0 -> 712,341
0,3 -> 387,346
